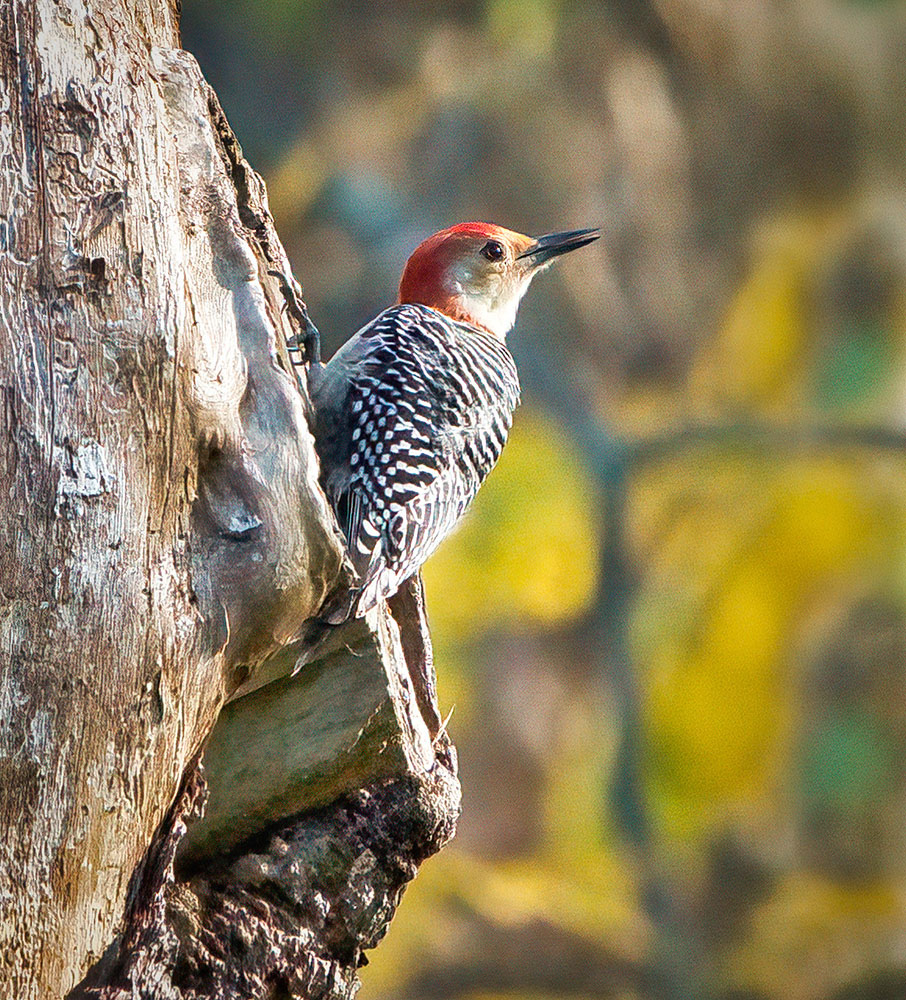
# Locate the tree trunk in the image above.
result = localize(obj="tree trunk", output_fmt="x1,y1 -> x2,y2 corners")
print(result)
0,3 -> 458,998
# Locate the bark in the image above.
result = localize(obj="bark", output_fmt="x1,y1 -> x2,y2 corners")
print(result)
0,3 -> 459,998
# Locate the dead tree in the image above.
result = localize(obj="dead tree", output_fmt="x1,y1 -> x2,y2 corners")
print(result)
0,2 -> 458,998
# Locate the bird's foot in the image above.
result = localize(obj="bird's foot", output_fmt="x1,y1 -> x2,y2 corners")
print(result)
268,267 -> 322,368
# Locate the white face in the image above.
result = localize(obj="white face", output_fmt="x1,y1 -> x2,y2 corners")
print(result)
446,250 -> 539,338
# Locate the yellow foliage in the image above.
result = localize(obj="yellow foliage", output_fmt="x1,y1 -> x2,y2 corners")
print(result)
647,649 -> 784,828
358,847 -> 649,1000
486,0 -> 558,58
541,687 -> 622,864
692,210 -> 847,412
720,245 -> 804,406
728,875 -> 904,1000
769,470 -> 874,580
422,407 -> 601,638
640,454 -> 906,838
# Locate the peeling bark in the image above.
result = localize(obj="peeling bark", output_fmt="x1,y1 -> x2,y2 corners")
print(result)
0,3 -> 459,998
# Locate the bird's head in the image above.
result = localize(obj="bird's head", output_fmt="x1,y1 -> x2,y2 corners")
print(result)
397,222 -> 600,338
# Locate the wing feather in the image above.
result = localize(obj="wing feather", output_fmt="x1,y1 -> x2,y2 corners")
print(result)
322,304 -> 520,616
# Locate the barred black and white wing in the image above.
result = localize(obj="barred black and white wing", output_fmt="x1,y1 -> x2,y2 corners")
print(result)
312,303 -> 520,620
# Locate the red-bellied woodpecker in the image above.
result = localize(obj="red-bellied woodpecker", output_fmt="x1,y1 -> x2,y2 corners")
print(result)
307,222 -> 599,622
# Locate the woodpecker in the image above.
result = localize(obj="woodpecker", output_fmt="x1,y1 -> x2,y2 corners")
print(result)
307,222 -> 599,622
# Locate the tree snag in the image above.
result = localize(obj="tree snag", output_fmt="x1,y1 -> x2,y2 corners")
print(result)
0,3 -> 459,998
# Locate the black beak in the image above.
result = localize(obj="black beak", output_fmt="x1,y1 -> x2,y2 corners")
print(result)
517,228 -> 600,266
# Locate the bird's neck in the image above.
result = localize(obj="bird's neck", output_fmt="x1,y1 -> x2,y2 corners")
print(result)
398,290 -> 517,340
449,291 -> 518,340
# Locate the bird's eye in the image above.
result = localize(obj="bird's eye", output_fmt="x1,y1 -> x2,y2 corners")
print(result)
480,240 -> 505,262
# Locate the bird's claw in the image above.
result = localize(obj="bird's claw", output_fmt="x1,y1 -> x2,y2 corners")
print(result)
268,267 -> 322,368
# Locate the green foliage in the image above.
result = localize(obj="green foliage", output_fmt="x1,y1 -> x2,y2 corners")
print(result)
801,710 -> 893,812
812,321 -> 896,411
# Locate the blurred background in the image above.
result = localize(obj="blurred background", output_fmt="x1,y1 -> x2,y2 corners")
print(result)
182,2 -> 906,998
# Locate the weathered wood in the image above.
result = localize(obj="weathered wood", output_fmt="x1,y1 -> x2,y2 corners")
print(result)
70,754 -> 460,1000
0,3 -> 459,997
178,610 -> 435,868
387,575 -> 444,737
